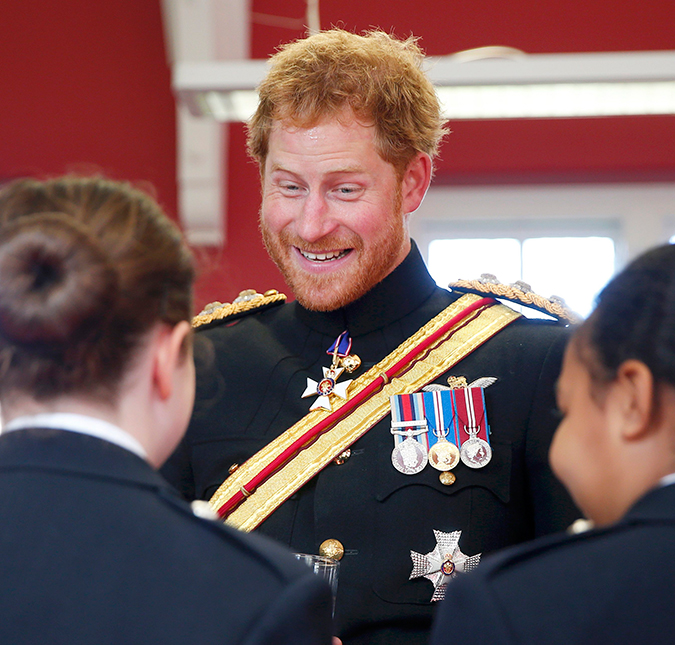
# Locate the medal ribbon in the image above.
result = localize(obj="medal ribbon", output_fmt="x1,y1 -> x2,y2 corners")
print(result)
453,387 -> 490,446
423,390 -> 460,449
327,331 -> 352,358
390,393 -> 428,450
211,295 -> 516,525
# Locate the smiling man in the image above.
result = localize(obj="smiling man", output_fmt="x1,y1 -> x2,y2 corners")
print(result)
259,113 -> 419,311
162,29 -> 579,645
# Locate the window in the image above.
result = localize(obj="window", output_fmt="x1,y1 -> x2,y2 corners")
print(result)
413,183 -> 675,320
428,236 -> 615,318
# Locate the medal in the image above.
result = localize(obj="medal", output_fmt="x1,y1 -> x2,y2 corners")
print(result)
301,331 -> 360,411
409,529 -> 481,602
302,365 -> 351,411
391,432 -> 428,475
423,390 -> 460,472
455,387 -> 492,469
389,380 -> 493,476
428,437 -> 460,471
460,437 -> 492,468
390,393 -> 429,475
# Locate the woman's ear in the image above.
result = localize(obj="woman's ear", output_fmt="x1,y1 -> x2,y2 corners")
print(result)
613,359 -> 655,441
154,321 -> 192,401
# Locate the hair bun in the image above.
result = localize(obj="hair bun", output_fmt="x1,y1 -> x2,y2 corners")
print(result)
0,213 -> 118,347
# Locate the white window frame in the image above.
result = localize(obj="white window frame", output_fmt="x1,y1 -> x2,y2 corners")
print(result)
412,183 -> 675,278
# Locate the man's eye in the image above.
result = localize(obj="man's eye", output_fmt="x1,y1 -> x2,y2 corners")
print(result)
336,186 -> 360,196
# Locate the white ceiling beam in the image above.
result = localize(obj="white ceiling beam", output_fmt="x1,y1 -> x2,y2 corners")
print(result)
162,0 -> 251,246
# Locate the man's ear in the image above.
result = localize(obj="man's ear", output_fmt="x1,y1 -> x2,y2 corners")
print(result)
400,152 -> 432,215
613,359 -> 655,441
154,321 -> 192,401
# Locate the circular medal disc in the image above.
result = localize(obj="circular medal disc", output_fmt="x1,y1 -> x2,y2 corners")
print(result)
428,439 -> 460,471
460,437 -> 492,469
391,437 -> 428,475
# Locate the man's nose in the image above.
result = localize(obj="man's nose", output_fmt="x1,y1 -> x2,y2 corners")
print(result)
295,192 -> 337,243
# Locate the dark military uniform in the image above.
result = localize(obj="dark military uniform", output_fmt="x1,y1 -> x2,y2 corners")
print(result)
162,242 -> 580,645
431,481 -> 675,645
0,426 -> 333,645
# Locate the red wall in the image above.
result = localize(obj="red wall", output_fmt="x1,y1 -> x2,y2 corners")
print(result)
252,0 -> 675,56
2,1 -> 675,309
0,1 -> 176,218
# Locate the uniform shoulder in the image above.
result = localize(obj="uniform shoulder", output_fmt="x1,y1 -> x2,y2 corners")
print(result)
163,498 -> 311,586
449,274 -> 582,325
478,519 -> 632,582
192,289 -> 287,331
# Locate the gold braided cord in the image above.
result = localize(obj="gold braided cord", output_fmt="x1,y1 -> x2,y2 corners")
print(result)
449,279 -> 582,324
210,294 -> 520,532
192,291 -> 287,329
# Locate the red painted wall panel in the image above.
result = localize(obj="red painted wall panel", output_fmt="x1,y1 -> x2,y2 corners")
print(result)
252,0 -> 675,57
0,1 -> 176,217
2,1 -> 674,308
195,124 -> 289,306
435,116 -> 675,183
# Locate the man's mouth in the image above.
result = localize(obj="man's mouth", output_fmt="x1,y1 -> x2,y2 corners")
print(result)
299,249 -> 351,262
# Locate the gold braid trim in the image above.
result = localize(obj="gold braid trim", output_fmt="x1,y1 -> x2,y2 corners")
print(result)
449,279 -> 582,325
211,294 -> 520,532
192,290 -> 286,329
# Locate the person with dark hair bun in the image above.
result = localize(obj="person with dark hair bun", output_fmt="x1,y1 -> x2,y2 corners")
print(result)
430,243 -> 675,644
0,176 -> 333,645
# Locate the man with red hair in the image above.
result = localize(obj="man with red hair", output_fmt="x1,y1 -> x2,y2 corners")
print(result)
163,28 -> 579,645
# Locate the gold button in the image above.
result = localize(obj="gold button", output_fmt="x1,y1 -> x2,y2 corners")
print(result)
228,463 -> 239,474
333,449 -> 351,465
439,471 -> 456,486
263,289 -> 279,296
319,539 -> 344,561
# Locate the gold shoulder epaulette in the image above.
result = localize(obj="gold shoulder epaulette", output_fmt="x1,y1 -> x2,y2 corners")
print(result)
192,289 -> 286,330
449,274 -> 582,325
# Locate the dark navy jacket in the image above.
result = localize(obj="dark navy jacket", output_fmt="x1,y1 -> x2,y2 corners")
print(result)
163,243 -> 580,645
0,427 -> 332,645
431,483 -> 675,644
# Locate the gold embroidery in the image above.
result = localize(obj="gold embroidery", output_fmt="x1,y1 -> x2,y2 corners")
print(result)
449,278 -> 582,324
210,294 -> 519,531
192,290 -> 286,329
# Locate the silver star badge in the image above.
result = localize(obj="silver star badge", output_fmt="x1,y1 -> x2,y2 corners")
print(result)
301,366 -> 353,411
409,529 -> 481,602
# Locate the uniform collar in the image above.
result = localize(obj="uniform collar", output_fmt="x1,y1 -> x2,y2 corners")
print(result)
624,480 -> 675,524
3,413 -> 148,460
0,424 -> 165,491
295,240 -> 439,338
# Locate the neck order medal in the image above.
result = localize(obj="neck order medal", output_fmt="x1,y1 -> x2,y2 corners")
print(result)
302,331 -> 361,412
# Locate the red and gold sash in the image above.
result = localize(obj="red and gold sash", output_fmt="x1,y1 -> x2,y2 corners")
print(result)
210,294 -> 520,531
